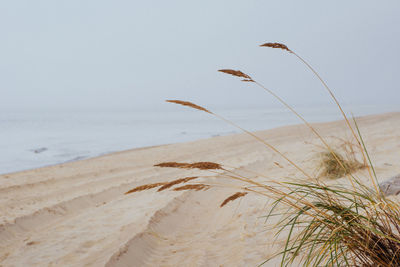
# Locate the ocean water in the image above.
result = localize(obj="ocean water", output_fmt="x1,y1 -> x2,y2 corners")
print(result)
0,105 -> 397,174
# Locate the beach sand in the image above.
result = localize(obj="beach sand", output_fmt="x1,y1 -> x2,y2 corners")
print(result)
1,112 -> 399,267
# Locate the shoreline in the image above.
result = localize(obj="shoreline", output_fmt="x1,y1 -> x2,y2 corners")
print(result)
1,111 -> 399,266
0,144 -> 168,177
3,111 -> 398,177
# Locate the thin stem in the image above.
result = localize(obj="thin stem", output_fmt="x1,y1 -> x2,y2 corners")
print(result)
253,80 -> 357,188
212,113 -> 312,179
291,51 -> 378,193
291,52 -> 357,140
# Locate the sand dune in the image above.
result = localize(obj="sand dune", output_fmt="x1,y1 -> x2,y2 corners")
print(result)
1,112 -> 400,266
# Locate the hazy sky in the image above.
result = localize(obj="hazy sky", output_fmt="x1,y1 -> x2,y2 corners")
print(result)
1,1 -> 400,111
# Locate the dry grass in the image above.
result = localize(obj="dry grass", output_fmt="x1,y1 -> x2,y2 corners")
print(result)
155,161 -> 223,170
318,150 -> 365,179
166,100 -> 212,113
259,42 -> 292,52
154,162 -> 189,168
220,192 -> 247,207
125,182 -> 166,194
157,177 -> 198,191
186,162 -> 222,170
129,41 -> 400,266
124,180 -> 209,194
173,184 -> 210,191
218,69 -> 253,80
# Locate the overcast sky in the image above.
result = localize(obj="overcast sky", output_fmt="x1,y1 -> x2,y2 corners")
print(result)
1,1 -> 399,111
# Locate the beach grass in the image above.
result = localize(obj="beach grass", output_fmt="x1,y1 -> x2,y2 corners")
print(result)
317,149 -> 365,179
124,42 -> 400,266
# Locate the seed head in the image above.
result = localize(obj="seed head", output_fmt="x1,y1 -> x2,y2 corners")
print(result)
259,42 -> 292,53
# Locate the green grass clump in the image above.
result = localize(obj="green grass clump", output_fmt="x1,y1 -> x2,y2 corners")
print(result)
263,180 -> 400,267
